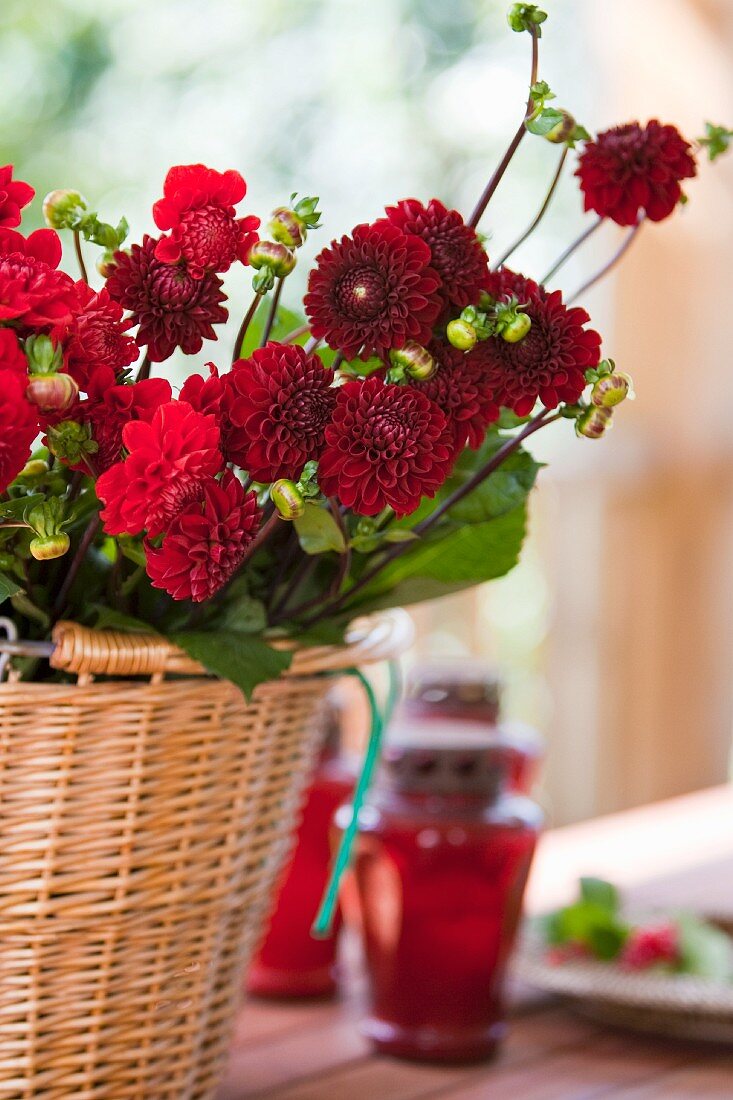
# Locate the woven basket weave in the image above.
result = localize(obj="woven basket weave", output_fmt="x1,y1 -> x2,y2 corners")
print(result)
0,610 -> 412,1100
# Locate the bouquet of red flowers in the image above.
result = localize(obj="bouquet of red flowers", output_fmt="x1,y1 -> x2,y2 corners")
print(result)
0,4 -> 729,696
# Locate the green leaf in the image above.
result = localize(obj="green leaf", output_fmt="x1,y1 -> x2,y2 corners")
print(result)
552,900 -> 629,960
677,915 -> 733,980
0,494 -> 44,520
382,529 -> 418,544
0,571 -> 22,605
580,877 -> 619,912
293,503 -> 346,555
217,578 -> 267,634
449,448 -> 541,525
117,535 -> 147,568
348,505 -> 528,611
170,631 -> 293,700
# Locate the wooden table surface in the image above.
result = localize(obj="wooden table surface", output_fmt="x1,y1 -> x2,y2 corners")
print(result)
218,785 -> 733,1100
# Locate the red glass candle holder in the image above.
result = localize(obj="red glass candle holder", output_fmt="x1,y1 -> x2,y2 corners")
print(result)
347,741 -> 542,1062
247,747 -> 355,999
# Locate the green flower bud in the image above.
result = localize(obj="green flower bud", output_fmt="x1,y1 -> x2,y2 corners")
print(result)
575,406 -> 613,439
270,479 -> 306,520
26,372 -> 79,414
25,333 -> 64,376
545,109 -> 576,144
507,3 -> 548,34
501,312 -> 532,343
591,372 -> 633,408
446,319 -> 477,351
47,420 -> 98,466
389,342 -> 435,381
248,240 -> 297,278
30,533 -> 70,561
269,207 -> 307,249
97,253 -> 116,278
42,189 -> 88,230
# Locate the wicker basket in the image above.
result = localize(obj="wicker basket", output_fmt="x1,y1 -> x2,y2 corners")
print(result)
0,611 -> 412,1099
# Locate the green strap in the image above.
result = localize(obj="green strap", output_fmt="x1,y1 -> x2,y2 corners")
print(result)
311,660 -> 399,939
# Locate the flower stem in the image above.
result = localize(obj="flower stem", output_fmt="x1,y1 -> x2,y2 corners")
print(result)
327,498 -> 351,598
260,278 -> 284,347
493,146 -> 568,269
73,230 -> 89,283
52,512 -> 101,618
468,26 -> 539,230
232,293 -> 262,364
566,219 -> 644,304
541,215 -> 603,285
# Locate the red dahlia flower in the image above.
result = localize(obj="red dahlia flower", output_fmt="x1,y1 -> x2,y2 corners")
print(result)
66,368 -> 172,472
56,284 -> 138,390
318,374 -> 453,517
0,166 -> 34,229
471,268 -> 601,416
304,221 -> 441,360
0,329 -> 29,377
153,164 -> 260,276
383,199 -> 490,310
410,338 -> 499,454
576,120 -> 696,226
225,343 -> 337,481
0,371 -> 38,493
97,399 -> 222,537
179,363 -> 244,468
105,235 -> 228,362
145,470 -> 260,602
0,228 -> 79,328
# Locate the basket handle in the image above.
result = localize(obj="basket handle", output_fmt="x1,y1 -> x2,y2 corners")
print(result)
49,610 -> 414,679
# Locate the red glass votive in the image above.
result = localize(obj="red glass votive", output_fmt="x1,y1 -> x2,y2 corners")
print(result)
348,741 -> 542,1062
247,748 -> 355,999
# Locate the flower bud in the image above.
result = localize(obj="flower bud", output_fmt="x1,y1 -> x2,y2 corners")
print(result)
47,420 -> 98,466
501,312 -> 532,343
591,372 -> 632,408
389,342 -> 435,381
507,4 -> 548,33
545,109 -> 576,144
97,253 -> 116,278
42,189 -> 87,230
26,372 -> 79,414
575,406 -> 613,439
446,319 -> 477,351
30,533 -> 70,561
248,240 -> 297,278
269,207 -> 307,249
270,479 -> 306,520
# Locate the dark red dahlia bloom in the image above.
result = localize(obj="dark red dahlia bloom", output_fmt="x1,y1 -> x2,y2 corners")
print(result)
97,399 -> 222,537
0,228 -> 79,328
55,284 -> 138,390
145,470 -> 260,602
0,329 -> 29,377
484,266 -> 542,305
66,368 -> 172,472
225,343 -> 337,481
410,338 -> 499,454
105,235 -> 228,362
304,221 -> 441,360
318,375 -> 453,517
0,371 -> 38,493
383,198 -> 490,310
470,268 -> 601,416
576,120 -> 696,226
153,164 -> 260,276
0,166 -> 34,228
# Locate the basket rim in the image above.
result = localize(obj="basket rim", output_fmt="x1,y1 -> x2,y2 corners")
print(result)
0,609 -> 414,682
